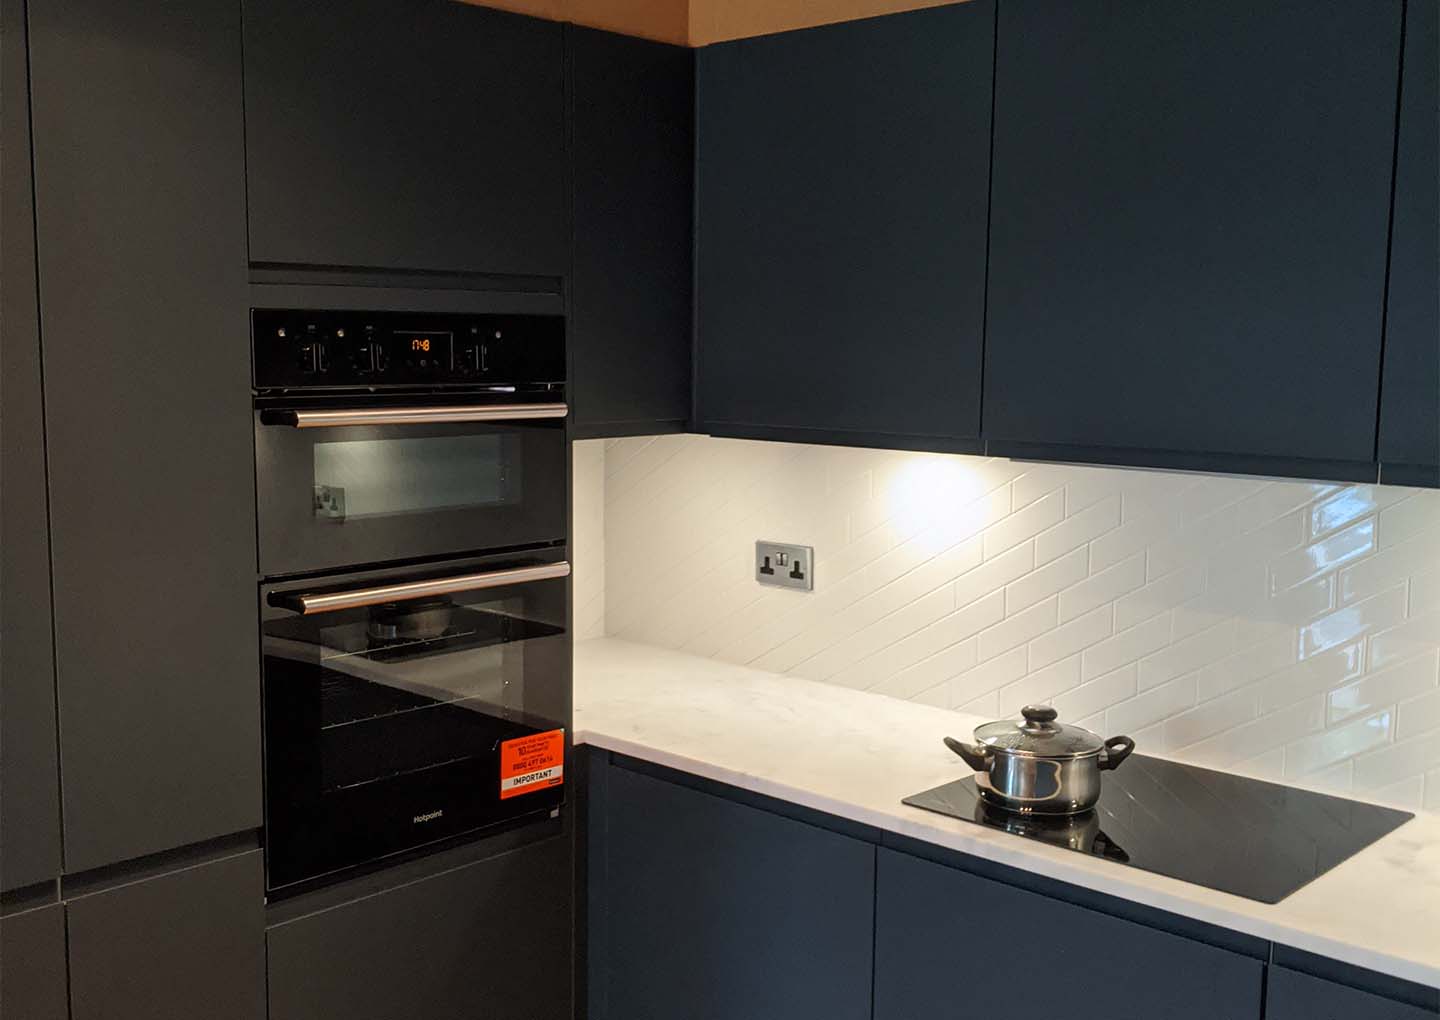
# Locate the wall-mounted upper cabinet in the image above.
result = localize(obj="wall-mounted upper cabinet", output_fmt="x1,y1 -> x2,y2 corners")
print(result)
1377,0 -> 1439,488
983,0 -> 1404,480
243,0 -> 566,279
696,2 -> 995,452
571,27 -> 694,437
28,0 -> 261,871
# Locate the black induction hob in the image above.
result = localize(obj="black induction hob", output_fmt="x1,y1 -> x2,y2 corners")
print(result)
903,755 -> 1413,903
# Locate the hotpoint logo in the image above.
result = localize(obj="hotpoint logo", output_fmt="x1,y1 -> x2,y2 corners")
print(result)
412,809 -> 444,824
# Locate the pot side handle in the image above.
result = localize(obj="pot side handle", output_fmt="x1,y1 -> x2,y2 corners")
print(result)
1099,735 -> 1136,771
943,735 -> 993,773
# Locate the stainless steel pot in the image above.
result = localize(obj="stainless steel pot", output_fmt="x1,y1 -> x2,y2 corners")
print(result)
944,705 -> 1134,815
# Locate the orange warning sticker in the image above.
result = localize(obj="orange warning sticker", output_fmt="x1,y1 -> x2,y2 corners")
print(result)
499,729 -> 565,800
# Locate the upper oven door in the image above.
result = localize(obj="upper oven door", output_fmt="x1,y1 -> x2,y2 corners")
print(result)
255,400 -> 566,577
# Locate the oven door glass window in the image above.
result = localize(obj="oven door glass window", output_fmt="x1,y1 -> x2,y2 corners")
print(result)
256,416 -> 567,576
311,434 -> 514,521
262,563 -> 568,894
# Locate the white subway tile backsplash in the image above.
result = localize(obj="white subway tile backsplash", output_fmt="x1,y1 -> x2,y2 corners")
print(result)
1081,612 -> 1173,681
1340,527 -> 1440,604
1259,641 -> 1365,714
1059,553 -> 1145,623
1397,687 -> 1440,743
978,596 -> 1058,662
1376,490 -> 1440,548
1029,605 -> 1113,671
951,645 -> 1027,707
1113,564 -> 1205,631
1052,664 -> 1138,722
1139,619 -> 1236,691
1006,546 -> 1086,614
1309,485 -> 1405,540
1328,652 -> 1439,725
1411,568 -> 1440,617
1107,674 -> 1197,734
1269,518 -> 1376,592
1164,687 -> 1260,750
1035,495 -> 1120,565
997,655 -> 1082,716
1092,511 -> 1175,574
1195,632 -> 1297,702
1183,696 -> 1326,768
1298,586 -> 1406,659
581,438 -> 1440,811
1370,609 -> 1440,671
1284,710 -> 1392,777
982,490 -> 1064,560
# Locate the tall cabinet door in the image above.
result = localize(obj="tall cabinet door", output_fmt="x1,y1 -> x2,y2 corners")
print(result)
243,0 -> 566,277
696,2 -> 995,450
28,0 -> 261,871
571,27 -> 694,437
1377,0 -> 1439,487
984,0 -> 1402,476
0,0 -> 62,892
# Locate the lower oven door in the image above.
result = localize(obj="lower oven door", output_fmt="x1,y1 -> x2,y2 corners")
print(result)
260,550 -> 570,896
255,399 -> 567,576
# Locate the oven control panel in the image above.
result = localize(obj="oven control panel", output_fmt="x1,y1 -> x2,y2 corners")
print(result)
252,309 -> 565,390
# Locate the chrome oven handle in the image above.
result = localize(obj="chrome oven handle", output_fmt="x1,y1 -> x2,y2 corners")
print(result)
271,562 -> 571,615
262,403 -> 568,428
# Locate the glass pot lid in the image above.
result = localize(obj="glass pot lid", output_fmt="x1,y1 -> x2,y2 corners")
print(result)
973,705 -> 1107,758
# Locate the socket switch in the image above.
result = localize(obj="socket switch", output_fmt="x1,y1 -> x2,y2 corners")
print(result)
756,541 -> 813,591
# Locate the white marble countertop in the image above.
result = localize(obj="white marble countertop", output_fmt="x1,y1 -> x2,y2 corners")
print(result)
574,637 -> 1440,990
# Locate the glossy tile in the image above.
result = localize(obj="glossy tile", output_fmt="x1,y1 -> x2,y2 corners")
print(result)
589,438 -> 1440,810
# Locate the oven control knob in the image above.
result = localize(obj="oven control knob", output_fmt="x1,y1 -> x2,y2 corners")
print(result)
371,342 -> 389,373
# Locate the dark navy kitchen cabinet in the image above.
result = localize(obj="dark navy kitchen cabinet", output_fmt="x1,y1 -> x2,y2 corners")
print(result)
0,904 -> 69,1020
1266,965 -> 1437,1019
696,3 -> 994,452
267,837 -> 572,1020
0,0 -> 62,893
875,848 -> 1265,1020
27,0 -> 261,871
984,0 -> 1403,479
66,850 -> 264,1020
571,27 -> 694,437
588,756 -> 875,1020
244,0 -> 566,279
1378,0 -> 1440,488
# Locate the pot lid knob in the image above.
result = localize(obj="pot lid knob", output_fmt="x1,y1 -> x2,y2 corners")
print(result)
1021,705 -> 1058,724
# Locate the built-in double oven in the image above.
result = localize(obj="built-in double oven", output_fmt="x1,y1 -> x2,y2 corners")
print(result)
253,302 -> 570,897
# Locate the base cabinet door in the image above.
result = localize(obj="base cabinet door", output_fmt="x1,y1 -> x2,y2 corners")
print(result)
1,904 -> 69,1020
66,850 -> 264,1020
1266,966 -> 1435,1020
267,838 -> 572,1020
874,848 -> 1264,1020
591,762 -> 875,1020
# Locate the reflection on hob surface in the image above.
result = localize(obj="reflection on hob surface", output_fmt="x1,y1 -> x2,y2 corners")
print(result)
903,755 -> 1414,903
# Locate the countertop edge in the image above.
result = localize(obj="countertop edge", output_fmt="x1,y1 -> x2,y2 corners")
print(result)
574,726 -> 1440,992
